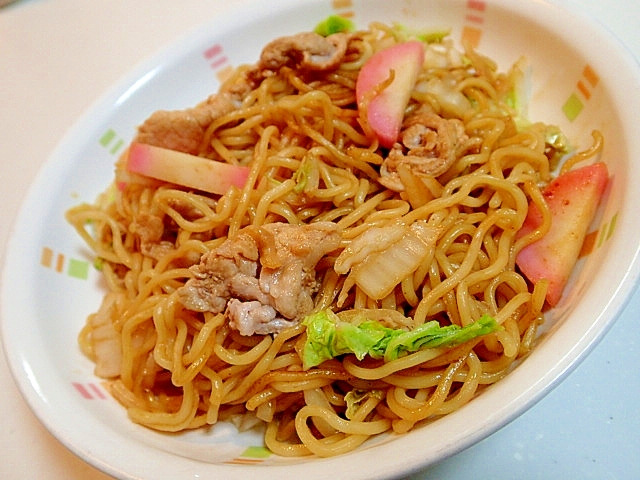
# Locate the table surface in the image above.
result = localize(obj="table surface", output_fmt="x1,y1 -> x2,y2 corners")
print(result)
1,1 -> 639,478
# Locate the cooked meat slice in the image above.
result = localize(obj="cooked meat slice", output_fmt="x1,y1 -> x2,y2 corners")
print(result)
226,299 -> 298,336
178,232 -> 259,313
177,222 -> 342,335
380,109 -> 468,191
244,221 -> 341,320
257,32 -> 350,75
135,92 -> 239,154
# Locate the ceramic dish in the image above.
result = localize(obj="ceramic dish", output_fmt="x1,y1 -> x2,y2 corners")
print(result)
3,0 -> 640,478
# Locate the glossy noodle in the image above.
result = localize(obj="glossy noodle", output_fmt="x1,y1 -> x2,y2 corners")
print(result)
66,22 -> 601,457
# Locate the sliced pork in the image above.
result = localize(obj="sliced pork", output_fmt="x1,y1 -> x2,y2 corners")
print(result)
380,108 -> 468,191
135,93 -> 239,155
177,222 -> 341,335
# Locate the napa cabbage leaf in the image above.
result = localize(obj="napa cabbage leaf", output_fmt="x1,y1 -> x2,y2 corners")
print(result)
302,309 -> 500,369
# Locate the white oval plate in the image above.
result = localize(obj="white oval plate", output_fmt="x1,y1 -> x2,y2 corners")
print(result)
3,0 -> 640,479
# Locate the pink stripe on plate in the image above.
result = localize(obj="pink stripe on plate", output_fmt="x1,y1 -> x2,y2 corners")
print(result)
72,382 -> 107,400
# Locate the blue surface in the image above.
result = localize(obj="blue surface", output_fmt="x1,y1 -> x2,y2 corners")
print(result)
408,286 -> 640,479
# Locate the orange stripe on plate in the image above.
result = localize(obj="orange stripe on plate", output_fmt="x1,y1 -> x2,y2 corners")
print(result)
579,230 -> 598,258
461,26 -> 482,48
577,80 -> 591,100
332,0 -> 351,9
55,253 -> 65,273
41,247 -> 53,268
583,64 -> 599,87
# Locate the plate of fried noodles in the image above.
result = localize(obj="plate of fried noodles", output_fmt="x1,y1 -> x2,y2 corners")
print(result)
3,0 -> 640,478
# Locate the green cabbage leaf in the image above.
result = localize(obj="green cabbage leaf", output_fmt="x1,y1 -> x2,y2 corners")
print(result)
302,310 -> 500,369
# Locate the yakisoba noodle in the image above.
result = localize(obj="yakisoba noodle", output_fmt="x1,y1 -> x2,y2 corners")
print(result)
66,22 -> 602,458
